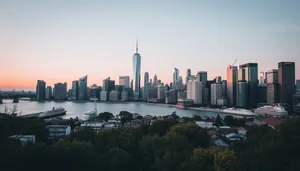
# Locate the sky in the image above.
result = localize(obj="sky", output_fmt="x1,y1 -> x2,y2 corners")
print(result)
0,0 -> 300,90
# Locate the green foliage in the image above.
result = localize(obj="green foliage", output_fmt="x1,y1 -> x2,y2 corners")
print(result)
96,112 -> 114,122
148,119 -> 178,136
167,123 -> 210,148
119,111 -> 133,124
215,114 -> 222,127
181,148 -> 214,171
213,149 -> 237,171
224,115 -> 245,127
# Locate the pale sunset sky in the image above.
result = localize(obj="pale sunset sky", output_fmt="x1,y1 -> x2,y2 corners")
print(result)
0,0 -> 300,90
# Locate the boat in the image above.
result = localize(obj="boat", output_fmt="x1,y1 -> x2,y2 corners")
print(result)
176,104 -> 186,109
83,96 -> 97,121
222,108 -> 255,117
39,107 -> 67,119
176,99 -> 193,109
83,110 -> 97,121
254,105 -> 288,117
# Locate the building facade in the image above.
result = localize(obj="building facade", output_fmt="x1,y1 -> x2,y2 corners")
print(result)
196,71 -> 207,84
211,83 -> 222,106
157,84 -> 166,101
173,67 -> 179,86
72,80 -> 79,100
187,80 -> 202,105
133,41 -> 141,98
144,72 -> 149,86
54,82 -> 67,100
237,81 -> 248,108
186,69 -> 191,84
109,90 -> 120,101
226,66 -> 238,106
278,62 -> 295,112
36,80 -> 46,100
296,80 -> 300,90
79,75 -> 87,100
45,86 -> 52,100
119,76 -> 130,88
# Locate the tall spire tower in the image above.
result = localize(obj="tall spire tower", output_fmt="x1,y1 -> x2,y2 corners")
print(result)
133,39 -> 141,100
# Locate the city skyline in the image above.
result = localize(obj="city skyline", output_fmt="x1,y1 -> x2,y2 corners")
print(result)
1,0 -> 300,90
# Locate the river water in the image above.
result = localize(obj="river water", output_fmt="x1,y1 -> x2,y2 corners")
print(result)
0,100 -> 219,119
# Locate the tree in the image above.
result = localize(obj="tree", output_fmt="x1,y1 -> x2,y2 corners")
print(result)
224,115 -> 245,127
167,123 -> 210,148
148,119 -> 178,136
214,149 -> 237,171
181,148 -> 214,171
192,115 -> 202,121
103,147 -> 135,171
70,127 -> 95,143
119,111 -> 133,124
215,114 -> 222,127
96,112 -> 114,122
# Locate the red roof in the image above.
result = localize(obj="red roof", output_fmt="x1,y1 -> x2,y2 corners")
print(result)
263,117 -> 285,128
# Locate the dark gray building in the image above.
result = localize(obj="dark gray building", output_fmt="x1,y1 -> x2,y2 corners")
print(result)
196,71 -> 208,84
54,82 -> 67,100
186,69 -> 191,84
237,81 -> 248,108
296,80 -> 300,90
72,80 -> 79,100
226,66 -> 238,107
239,63 -> 258,108
79,75 -> 87,100
278,62 -> 295,112
267,83 -> 279,105
257,84 -> 267,104
36,80 -> 46,100
222,80 -> 227,99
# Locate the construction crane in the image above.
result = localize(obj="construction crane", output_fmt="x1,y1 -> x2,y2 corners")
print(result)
229,59 -> 237,69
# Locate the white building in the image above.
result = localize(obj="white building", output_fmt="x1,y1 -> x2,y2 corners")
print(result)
100,91 -> 108,101
217,98 -> 227,106
211,83 -> 223,105
195,121 -> 214,129
45,125 -> 71,138
121,91 -> 128,101
9,135 -> 36,145
187,80 -> 202,104
119,76 -> 130,88
109,90 -> 120,101
157,84 -> 165,100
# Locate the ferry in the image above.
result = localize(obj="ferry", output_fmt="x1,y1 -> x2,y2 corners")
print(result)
176,99 -> 193,110
254,105 -> 288,117
83,110 -> 97,121
39,107 -> 67,119
222,108 -> 255,117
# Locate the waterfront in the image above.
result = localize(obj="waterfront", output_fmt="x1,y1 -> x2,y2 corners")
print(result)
0,100 -> 219,119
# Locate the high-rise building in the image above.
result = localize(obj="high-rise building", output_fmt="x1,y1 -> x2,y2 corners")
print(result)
178,76 -> 183,85
296,80 -> 300,90
100,91 -> 108,101
237,81 -> 248,108
211,83 -> 222,106
196,71 -> 207,84
186,69 -> 191,84
153,74 -> 158,86
239,63 -> 258,108
109,90 -> 120,101
54,82 -> 67,100
143,82 -> 152,101
45,86 -> 52,100
121,91 -> 129,101
165,89 -> 178,104
103,77 -> 115,92
133,40 -> 141,97
187,80 -> 202,105
278,62 -> 295,112
90,84 -> 101,100
215,76 -> 222,84
221,80 -> 227,98
226,66 -> 238,106
119,76 -> 130,88
177,91 -> 186,100
79,75 -> 87,100
173,67 -> 179,86
144,72 -> 149,86
257,84 -> 267,104
157,84 -> 166,102
36,80 -> 46,100
71,80 -> 79,100
266,69 -> 279,105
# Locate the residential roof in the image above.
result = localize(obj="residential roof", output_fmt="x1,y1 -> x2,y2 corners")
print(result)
207,130 -> 219,136
218,128 -> 238,135
237,127 -> 246,131
46,125 -> 70,129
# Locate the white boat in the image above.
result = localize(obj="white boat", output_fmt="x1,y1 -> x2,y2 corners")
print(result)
39,107 -> 67,118
254,105 -> 288,117
222,108 -> 255,117
83,110 -> 97,121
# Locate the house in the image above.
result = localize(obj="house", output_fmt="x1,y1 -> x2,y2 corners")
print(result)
263,117 -> 285,129
196,121 -> 215,129
237,127 -> 247,136
213,138 -> 230,147
225,133 -> 245,141
218,128 -> 238,136
9,135 -> 35,145
45,125 -> 71,138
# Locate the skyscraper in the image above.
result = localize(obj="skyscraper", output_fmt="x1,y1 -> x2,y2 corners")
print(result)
238,63 -> 258,108
178,76 -> 183,85
133,40 -> 141,98
103,77 -> 115,92
196,71 -> 207,84
266,69 -> 278,104
186,69 -> 191,84
119,76 -> 130,88
54,82 -> 67,100
36,80 -> 46,100
144,72 -> 149,86
45,86 -> 52,100
187,80 -> 202,105
237,81 -> 248,108
215,76 -> 222,84
278,62 -> 295,112
211,83 -> 222,105
296,80 -> 300,90
79,75 -> 88,100
72,80 -> 79,100
173,67 -> 179,86
153,74 -> 158,86
226,66 -> 238,106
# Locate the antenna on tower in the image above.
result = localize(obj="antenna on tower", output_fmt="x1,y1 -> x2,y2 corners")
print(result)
136,38 -> 138,53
